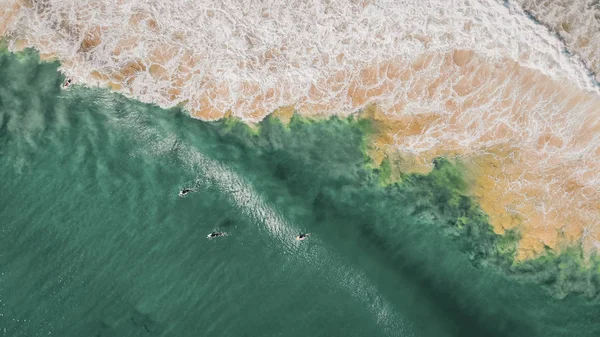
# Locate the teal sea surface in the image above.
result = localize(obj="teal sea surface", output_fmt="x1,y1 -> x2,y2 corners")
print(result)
1,49 -> 600,337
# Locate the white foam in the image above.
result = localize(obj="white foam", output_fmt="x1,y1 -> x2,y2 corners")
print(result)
2,0 -> 598,121
515,0 -> 600,82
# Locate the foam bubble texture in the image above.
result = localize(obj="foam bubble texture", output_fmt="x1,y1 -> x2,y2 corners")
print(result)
1,0 -> 597,120
517,0 -> 600,82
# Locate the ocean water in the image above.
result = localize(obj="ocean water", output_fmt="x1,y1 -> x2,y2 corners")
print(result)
1,49 -> 600,337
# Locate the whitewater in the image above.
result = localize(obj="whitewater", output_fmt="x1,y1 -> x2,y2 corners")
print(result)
2,0 -> 600,258
1,0 -> 597,117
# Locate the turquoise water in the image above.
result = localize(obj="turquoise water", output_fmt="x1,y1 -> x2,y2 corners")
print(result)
1,49 -> 600,337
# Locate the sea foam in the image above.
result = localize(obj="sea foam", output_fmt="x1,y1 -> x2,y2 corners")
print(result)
1,0 -> 597,119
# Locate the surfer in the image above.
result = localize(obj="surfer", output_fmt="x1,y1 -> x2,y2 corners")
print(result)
62,78 -> 72,88
296,233 -> 311,241
178,187 -> 197,197
207,231 -> 225,239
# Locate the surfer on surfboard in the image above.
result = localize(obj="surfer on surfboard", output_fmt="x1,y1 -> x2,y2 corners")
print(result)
179,187 -> 198,197
296,233 -> 311,241
207,231 -> 225,239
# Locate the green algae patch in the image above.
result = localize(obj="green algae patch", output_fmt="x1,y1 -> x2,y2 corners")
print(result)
495,228 -> 520,265
216,115 -> 261,137
0,39 -> 7,53
374,157 -> 394,185
510,246 -> 600,299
